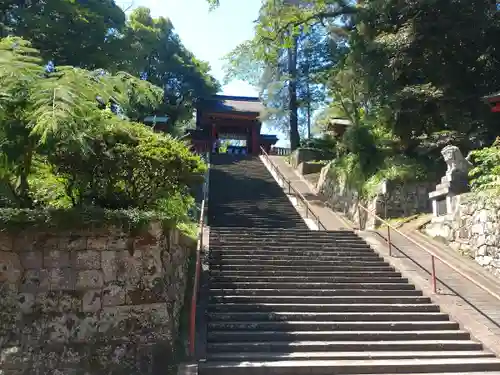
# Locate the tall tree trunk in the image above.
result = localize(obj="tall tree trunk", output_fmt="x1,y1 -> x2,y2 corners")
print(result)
306,83 -> 311,139
288,36 -> 300,150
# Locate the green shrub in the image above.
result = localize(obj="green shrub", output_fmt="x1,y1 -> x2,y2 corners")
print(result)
330,121 -> 428,199
300,135 -> 338,153
329,153 -> 365,192
28,158 -> 72,209
468,137 -> 500,192
342,124 -> 382,175
0,206 -> 176,233
363,155 -> 426,197
48,122 -> 206,210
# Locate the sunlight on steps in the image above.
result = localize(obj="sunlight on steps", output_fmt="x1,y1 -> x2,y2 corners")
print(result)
197,155 -> 500,375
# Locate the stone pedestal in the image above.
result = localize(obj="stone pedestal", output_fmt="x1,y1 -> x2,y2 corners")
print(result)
429,174 -> 469,217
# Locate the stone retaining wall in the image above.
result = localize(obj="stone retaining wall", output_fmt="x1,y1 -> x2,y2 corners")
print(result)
382,180 -> 435,218
290,148 -> 333,169
318,163 -> 434,229
0,223 -> 195,374
318,171 -> 379,229
424,193 -> 500,278
297,161 -> 326,176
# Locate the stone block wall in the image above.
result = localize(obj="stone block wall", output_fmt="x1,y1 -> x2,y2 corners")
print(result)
297,161 -> 326,176
318,164 -> 434,229
0,223 -> 195,374
382,180 -> 435,218
424,193 -> 500,278
318,168 -> 378,229
290,148 -> 329,169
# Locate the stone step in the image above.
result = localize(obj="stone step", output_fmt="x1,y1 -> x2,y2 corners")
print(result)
210,224 -> 308,229
209,264 -> 394,272
208,288 -> 423,296
208,295 -> 431,305
210,275 -> 408,283
209,232 -> 363,238
211,228 -> 354,235
209,282 -> 417,290
207,311 -> 451,322
206,330 -> 470,343
213,238 -> 367,243
206,339 -> 483,353
207,303 -> 441,313
209,202 -> 300,207
209,243 -> 372,250
348,373 -> 500,375
209,205 -> 299,209
210,235 -> 360,241
206,350 -> 494,361
207,321 -> 459,331
209,238 -> 366,245
209,270 -> 401,278
210,257 -> 386,264
198,357 -> 500,375
209,250 -> 381,257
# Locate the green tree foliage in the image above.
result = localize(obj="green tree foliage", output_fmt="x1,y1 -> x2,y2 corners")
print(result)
0,37 -> 205,212
352,0 -> 500,148
468,138 -> 500,193
0,0 -> 126,68
223,1 -> 352,149
220,0 -> 500,195
49,122 -> 205,209
1,2 -> 220,135
123,7 -> 220,128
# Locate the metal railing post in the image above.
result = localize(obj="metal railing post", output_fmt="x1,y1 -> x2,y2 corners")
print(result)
387,225 -> 392,257
431,256 -> 437,293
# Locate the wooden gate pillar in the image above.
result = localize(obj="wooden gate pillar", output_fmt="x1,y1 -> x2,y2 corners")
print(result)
252,126 -> 259,155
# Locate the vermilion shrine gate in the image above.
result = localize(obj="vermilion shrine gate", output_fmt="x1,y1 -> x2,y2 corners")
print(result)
484,92 -> 500,113
186,95 -> 279,155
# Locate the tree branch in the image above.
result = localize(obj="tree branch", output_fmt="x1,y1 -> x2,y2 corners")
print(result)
259,6 -> 357,45
277,7 -> 357,38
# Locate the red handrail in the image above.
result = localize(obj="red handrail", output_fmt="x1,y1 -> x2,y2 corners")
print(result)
355,203 -> 500,300
188,153 -> 209,357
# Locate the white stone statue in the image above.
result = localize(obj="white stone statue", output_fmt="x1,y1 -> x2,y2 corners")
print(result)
441,145 -> 473,180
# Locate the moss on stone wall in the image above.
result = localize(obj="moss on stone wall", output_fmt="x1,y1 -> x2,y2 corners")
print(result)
0,207 -> 176,235
0,211 -> 197,375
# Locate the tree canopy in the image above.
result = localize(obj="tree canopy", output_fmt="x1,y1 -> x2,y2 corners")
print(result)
217,0 -> 500,195
0,2 -> 215,219
1,2 -> 220,133
220,0 -> 499,147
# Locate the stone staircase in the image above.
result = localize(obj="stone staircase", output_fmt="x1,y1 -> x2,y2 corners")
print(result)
208,154 -> 307,229
199,155 -> 500,374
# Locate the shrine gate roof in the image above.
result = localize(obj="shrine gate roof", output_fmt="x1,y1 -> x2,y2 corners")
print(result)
483,92 -> 500,102
199,95 -> 264,116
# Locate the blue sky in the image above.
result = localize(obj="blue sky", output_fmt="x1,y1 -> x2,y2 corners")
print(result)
132,0 -> 260,96
125,0 -> 289,145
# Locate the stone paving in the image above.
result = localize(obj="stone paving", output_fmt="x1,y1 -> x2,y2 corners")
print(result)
268,155 -> 500,357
